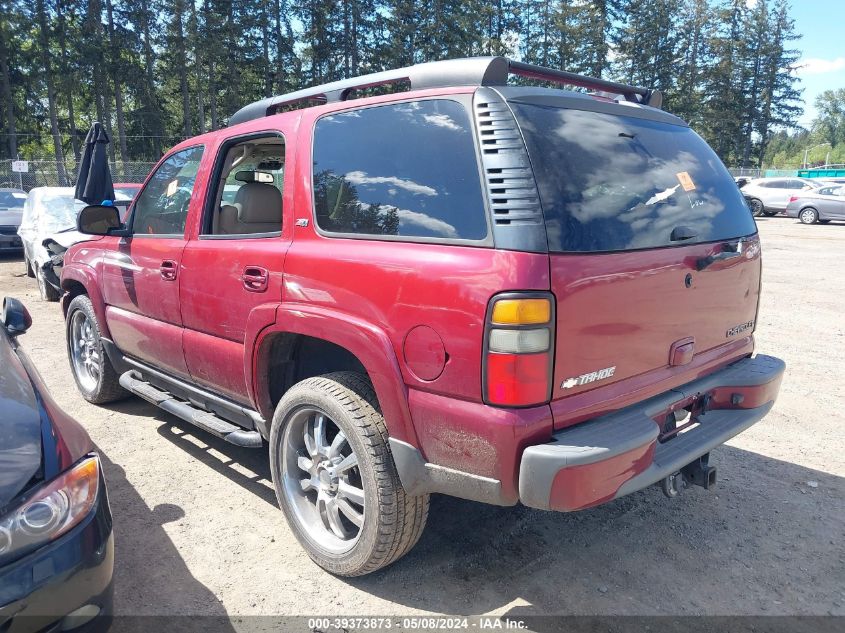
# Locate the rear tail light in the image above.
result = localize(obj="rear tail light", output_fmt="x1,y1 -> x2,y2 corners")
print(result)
788,196 -> 799,203
484,293 -> 554,407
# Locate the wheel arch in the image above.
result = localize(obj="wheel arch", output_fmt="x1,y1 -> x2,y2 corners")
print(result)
60,265 -> 110,339
250,305 -> 418,447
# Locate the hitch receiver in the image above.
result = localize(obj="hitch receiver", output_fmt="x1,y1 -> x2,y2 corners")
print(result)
682,454 -> 717,490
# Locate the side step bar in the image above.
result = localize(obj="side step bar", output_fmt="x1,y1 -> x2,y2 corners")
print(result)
119,371 -> 263,448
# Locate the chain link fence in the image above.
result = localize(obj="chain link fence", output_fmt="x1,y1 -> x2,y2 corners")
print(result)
1,159 -> 800,194
0,159 -> 156,191
728,167 -> 763,179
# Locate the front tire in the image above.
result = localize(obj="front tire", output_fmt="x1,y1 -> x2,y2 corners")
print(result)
799,207 -> 819,224
36,268 -> 60,301
270,372 -> 429,576
66,294 -> 127,403
24,255 -> 35,278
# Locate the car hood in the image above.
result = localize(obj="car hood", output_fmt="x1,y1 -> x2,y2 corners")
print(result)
43,230 -> 96,250
0,336 -> 42,508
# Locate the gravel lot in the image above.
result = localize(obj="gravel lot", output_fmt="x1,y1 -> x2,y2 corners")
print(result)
1,219 -> 843,620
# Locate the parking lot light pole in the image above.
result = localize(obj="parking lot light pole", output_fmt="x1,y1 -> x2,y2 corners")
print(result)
803,142 -> 831,169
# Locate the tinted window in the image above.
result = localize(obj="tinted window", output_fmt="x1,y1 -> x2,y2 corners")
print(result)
0,191 -> 26,207
788,180 -> 808,190
312,100 -> 487,240
132,146 -> 204,235
512,104 -> 757,252
761,180 -> 783,188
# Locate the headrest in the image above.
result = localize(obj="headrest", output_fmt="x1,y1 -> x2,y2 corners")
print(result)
234,182 -> 282,224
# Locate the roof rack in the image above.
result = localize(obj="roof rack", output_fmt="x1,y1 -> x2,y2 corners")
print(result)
228,57 -> 663,126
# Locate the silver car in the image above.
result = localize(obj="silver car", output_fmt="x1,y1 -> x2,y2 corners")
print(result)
740,177 -> 819,216
785,184 -> 845,224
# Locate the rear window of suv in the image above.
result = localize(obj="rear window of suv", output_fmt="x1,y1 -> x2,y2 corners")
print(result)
512,103 -> 757,252
312,99 -> 488,241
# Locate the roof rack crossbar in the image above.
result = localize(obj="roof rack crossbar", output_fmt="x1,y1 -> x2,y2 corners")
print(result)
228,57 -> 661,126
507,60 -> 649,102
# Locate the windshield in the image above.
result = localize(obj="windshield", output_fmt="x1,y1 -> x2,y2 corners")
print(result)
512,103 -> 757,252
36,193 -> 82,232
114,186 -> 140,201
0,191 -> 26,208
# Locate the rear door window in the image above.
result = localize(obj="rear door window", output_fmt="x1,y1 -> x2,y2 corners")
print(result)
512,103 -> 757,252
311,99 -> 488,241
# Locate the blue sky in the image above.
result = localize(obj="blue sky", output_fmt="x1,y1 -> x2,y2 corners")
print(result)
789,0 -> 845,127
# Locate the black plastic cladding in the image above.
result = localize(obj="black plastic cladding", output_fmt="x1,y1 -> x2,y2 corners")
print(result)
228,56 -> 657,126
473,87 -> 548,253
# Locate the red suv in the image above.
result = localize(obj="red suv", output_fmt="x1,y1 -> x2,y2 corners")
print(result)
62,57 -> 785,576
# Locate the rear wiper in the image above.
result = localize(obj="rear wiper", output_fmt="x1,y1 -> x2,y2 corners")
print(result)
670,225 -> 697,241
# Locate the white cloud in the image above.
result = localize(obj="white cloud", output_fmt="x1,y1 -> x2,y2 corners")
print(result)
422,113 -> 461,131
345,170 -> 437,196
394,208 -> 458,238
359,201 -> 459,238
793,57 -> 845,76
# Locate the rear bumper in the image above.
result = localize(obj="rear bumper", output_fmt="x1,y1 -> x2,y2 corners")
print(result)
519,354 -> 785,511
0,233 -> 23,251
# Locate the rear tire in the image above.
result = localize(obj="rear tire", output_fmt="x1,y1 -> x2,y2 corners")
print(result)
36,268 -> 60,301
24,255 -> 34,278
269,371 -> 429,576
66,294 -> 127,403
799,207 -> 819,225
748,198 -> 764,217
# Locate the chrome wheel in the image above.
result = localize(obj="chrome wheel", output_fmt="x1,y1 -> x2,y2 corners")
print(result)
69,310 -> 101,392
281,407 -> 365,554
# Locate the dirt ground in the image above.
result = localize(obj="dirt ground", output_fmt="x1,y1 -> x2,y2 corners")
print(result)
0,218 -> 843,620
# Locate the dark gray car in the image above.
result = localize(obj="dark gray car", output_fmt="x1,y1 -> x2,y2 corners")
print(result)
785,184 -> 845,224
0,188 -> 27,253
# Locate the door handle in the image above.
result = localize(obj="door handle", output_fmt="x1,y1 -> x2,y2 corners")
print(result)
242,266 -> 269,292
160,259 -> 178,281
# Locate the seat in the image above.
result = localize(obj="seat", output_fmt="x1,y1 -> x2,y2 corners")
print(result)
218,204 -> 241,234
235,182 -> 282,233
218,182 -> 282,234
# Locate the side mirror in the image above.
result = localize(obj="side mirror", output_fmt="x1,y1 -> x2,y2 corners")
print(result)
2,297 -> 32,337
77,204 -> 123,235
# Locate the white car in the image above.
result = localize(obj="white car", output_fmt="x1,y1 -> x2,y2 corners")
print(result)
17,188 -> 88,301
740,177 -> 820,217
